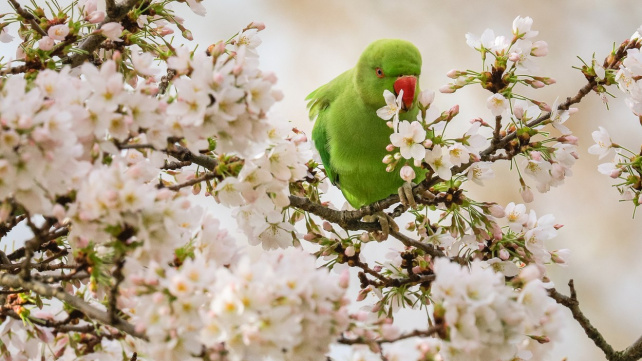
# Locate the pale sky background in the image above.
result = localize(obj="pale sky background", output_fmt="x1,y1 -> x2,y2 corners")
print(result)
1,1 -> 642,360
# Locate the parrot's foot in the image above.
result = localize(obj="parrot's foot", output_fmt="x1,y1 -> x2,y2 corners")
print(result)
363,211 -> 399,240
398,182 -> 417,209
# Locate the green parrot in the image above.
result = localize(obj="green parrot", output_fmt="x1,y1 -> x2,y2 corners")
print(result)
307,39 -> 423,213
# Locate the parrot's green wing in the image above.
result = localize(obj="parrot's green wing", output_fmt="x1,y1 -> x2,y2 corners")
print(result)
306,69 -> 353,186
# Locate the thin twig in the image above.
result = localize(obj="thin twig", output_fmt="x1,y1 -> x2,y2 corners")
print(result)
338,326 -> 442,345
0,273 -> 146,339
8,0 -> 48,37
548,280 -> 616,359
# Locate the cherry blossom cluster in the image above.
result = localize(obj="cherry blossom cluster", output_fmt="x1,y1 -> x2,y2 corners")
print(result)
441,16 -> 554,95
588,30 -> 642,209
615,29 -> 642,117
432,259 -> 562,361
122,248 -> 349,361
590,126 -> 642,208
67,158 -> 203,263
379,89 -> 488,184
406,200 -> 567,279
214,123 -> 312,249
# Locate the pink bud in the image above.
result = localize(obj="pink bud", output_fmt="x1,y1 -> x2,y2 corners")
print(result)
250,21 -> 266,31
383,154 -> 393,164
87,11 -> 106,24
531,40 -> 549,57
446,69 -> 460,79
439,84 -> 456,93
386,144 -> 395,152
530,80 -> 545,88
182,29 -> 193,41
360,232 -> 370,242
499,248 -> 510,260
530,151 -> 542,161
520,186 -> 534,203
422,139 -> 433,148
554,224 -> 564,230
551,249 -> 570,265
488,203 -> 505,218
38,36 -> 54,51
400,165 -> 416,182
357,288 -> 370,302
322,221 -> 333,232
345,246 -> 356,257
557,135 -> 578,145
303,232 -> 315,241
412,265 -> 422,274
508,52 -> 521,62
448,104 -> 460,117
542,77 -> 556,85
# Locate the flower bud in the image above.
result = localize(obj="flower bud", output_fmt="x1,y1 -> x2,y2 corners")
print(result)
448,104 -> 460,118
530,40 -> 549,57
360,232 -> 370,242
418,89 -> 435,107
386,144 -> 395,152
400,165 -> 416,182
344,246 -> 356,257
520,186 -> 534,203
446,69 -> 461,78
182,29 -> 193,41
499,248 -> 510,260
439,84 -> 456,93
557,135 -> 578,145
322,221 -> 333,232
249,21 -> 266,31
422,139 -> 433,148
529,80 -> 545,88
383,154 -> 394,164
38,36 -> 54,51
488,203 -> 505,218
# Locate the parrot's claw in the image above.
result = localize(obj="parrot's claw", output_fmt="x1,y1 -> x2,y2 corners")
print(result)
363,211 -> 399,240
398,182 -> 417,209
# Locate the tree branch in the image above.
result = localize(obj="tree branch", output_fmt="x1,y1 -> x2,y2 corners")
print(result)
8,0 -> 48,37
548,280 -> 617,359
66,0 -> 143,68
0,273 -> 146,340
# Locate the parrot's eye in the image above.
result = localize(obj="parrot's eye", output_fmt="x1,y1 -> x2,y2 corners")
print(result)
375,67 -> 384,78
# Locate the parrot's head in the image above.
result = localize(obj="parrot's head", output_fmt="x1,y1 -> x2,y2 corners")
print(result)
355,39 -> 422,111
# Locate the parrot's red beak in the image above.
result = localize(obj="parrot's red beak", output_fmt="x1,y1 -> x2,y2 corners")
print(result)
394,76 -> 417,110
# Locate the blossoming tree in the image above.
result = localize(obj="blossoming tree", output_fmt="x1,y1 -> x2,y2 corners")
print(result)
0,1 -> 640,360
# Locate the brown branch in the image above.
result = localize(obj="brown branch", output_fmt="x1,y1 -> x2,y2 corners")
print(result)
338,326 -> 442,345
0,273 -> 146,340
108,256 -> 126,323
67,0 -> 143,68
389,229 -> 445,258
2,308 -> 96,333
548,280 -> 617,359
165,144 -> 218,171
8,0 -> 48,37
164,172 -> 219,191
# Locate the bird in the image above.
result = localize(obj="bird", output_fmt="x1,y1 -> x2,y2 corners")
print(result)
306,39 -> 424,236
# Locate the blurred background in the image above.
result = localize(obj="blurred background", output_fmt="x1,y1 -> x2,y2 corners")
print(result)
2,0 -> 642,360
